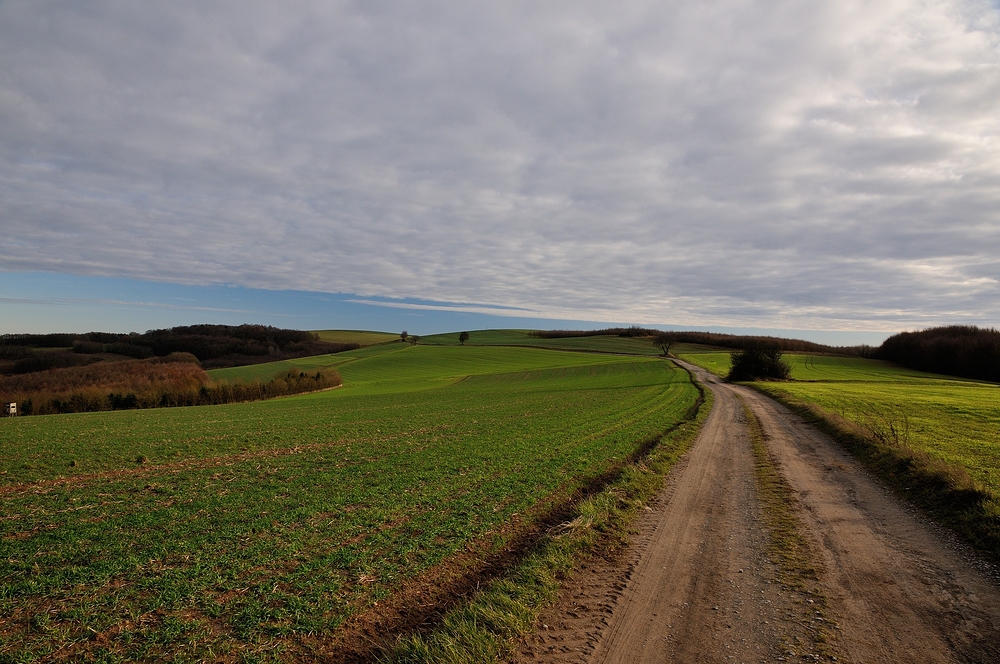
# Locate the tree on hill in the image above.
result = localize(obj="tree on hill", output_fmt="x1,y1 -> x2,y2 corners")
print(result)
409,335 -> 419,346
727,342 -> 790,381
458,331 -> 470,345
652,332 -> 674,356
400,331 -> 408,343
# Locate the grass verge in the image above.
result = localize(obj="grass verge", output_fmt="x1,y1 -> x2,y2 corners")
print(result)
752,386 -> 999,565
379,364 -> 711,664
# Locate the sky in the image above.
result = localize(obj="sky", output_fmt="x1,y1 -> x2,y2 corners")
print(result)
2,1 -> 999,342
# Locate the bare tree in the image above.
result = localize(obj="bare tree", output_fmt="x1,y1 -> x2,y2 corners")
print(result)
652,332 -> 674,357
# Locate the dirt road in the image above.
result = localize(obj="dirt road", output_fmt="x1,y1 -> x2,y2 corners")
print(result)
515,362 -> 1000,663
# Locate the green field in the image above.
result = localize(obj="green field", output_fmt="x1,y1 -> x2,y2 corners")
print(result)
672,345 -> 733,377
0,341 -> 698,662
678,348 -> 1000,513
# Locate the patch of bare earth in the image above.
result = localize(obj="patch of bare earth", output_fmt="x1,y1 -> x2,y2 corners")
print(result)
514,362 -> 1000,664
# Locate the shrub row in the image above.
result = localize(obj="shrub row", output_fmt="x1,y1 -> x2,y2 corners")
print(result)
2,360 -> 341,416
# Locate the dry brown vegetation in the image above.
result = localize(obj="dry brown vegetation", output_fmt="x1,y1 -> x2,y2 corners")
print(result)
0,355 -> 341,416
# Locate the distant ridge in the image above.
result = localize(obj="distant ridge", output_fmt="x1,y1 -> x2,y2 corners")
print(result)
531,327 -> 871,356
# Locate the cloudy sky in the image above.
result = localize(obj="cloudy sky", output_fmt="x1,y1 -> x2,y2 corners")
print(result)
2,0 -> 999,338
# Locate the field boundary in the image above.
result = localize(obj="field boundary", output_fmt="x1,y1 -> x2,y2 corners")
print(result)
373,361 -> 711,663
418,341 -> 659,358
749,384 -> 1000,564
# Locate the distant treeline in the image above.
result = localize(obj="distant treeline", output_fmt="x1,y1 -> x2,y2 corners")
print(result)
0,324 -> 359,375
536,324 -> 1000,383
0,354 -> 342,416
531,326 -> 658,339
531,327 -> 872,356
878,326 -> 1000,383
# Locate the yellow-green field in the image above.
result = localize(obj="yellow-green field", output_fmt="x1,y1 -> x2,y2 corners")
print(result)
1,339 -> 698,662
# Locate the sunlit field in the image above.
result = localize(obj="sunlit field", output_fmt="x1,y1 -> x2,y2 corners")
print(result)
1,341 -> 697,661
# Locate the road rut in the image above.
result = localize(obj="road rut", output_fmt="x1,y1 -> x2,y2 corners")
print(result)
514,361 -> 1000,663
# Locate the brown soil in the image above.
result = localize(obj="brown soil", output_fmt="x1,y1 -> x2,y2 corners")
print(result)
514,361 -> 1000,663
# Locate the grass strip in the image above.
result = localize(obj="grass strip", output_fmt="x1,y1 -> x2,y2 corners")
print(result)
750,386 -> 1000,565
379,364 -> 711,664
742,398 -> 820,589
741,398 -> 838,660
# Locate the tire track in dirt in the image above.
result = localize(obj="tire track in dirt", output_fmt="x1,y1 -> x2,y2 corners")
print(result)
734,379 -> 1000,663
514,361 -> 1000,664
515,363 -> 824,663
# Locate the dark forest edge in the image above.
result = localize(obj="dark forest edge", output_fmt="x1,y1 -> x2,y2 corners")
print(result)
0,324 -> 360,375
878,325 -> 1000,383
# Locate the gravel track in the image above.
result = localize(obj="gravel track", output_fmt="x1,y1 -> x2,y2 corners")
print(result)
514,361 -> 1000,663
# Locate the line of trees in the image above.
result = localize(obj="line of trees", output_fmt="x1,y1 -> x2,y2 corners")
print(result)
531,326 -> 658,339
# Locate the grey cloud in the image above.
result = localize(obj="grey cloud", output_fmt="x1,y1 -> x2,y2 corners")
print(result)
2,0 -> 999,332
